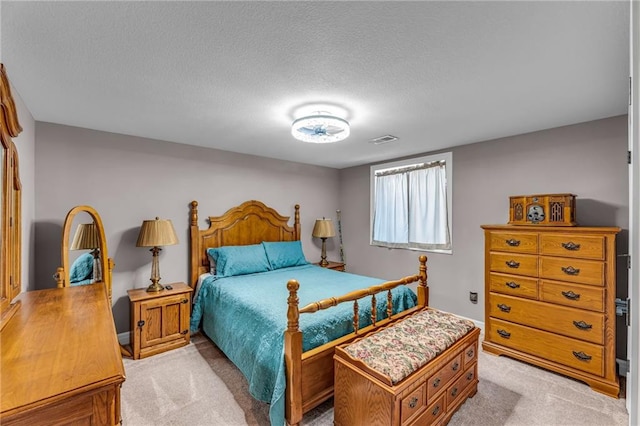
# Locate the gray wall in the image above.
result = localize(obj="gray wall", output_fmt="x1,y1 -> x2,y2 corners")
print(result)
34,123 -> 341,333
11,80 -> 36,292
339,115 -> 629,324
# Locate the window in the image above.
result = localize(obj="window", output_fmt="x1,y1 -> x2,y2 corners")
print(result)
370,152 -> 452,254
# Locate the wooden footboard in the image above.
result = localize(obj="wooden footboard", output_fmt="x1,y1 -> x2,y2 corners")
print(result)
284,255 -> 429,426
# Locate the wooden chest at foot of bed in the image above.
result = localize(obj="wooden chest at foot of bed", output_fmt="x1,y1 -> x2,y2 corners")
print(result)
333,310 -> 480,426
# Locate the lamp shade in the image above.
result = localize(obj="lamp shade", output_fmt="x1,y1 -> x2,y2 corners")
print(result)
312,219 -> 336,239
136,217 -> 179,247
71,223 -> 100,250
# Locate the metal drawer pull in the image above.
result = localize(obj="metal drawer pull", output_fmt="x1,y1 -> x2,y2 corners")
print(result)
408,397 -> 418,408
452,362 -> 459,371
497,303 -> 511,313
432,406 -> 441,416
137,320 -> 145,328
497,329 -> 511,339
562,290 -> 580,300
181,330 -> 189,335
506,260 -> 520,268
505,239 -> 521,246
572,351 -> 592,361
561,266 -> 580,275
181,298 -> 189,304
432,377 -> 441,387
467,348 -> 474,358
451,387 -> 459,397
562,242 -> 581,251
466,372 -> 474,380
573,320 -> 592,330
505,281 -> 520,289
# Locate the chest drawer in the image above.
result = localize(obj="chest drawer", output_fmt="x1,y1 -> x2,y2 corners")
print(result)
489,273 -> 538,299
539,257 -> 604,286
487,318 -> 604,376
488,293 -> 604,345
490,232 -> 538,254
539,280 -> 605,312
540,234 -> 604,260
426,354 -> 462,401
400,382 -> 426,425
490,253 -> 538,277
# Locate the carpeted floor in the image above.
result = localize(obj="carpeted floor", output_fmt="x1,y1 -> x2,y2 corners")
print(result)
121,334 -> 628,425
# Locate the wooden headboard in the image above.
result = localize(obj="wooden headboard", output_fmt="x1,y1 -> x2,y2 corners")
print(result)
189,200 -> 301,289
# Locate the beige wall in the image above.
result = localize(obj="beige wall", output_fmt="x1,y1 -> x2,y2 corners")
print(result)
339,116 -> 629,326
34,123 -> 341,333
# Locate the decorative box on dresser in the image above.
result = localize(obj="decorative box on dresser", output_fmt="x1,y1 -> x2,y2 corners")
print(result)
481,225 -> 621,397
128,282 -> 193,359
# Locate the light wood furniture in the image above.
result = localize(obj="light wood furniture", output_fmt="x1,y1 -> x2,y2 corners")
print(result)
334,324 -> 480,426
1,284 -> 125,425
189,200 -> 429,426
315,260 -> 345,271
0,64 -> 23,330
481,224 -> 621,397
128,282 -> 193,359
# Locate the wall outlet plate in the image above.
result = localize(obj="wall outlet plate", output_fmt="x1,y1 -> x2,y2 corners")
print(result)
469,292 -> 478,304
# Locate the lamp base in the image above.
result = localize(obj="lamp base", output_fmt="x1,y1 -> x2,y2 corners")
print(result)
319,238 -> 329,267
146,281 -> 164,292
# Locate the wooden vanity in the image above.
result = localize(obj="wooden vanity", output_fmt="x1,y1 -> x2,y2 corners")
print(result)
1,284 -> 125,425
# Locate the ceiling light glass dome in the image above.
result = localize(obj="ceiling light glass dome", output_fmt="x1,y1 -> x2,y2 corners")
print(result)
291,113 -> 350,143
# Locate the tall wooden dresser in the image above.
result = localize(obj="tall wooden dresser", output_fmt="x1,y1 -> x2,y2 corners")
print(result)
481,225 -> 620,397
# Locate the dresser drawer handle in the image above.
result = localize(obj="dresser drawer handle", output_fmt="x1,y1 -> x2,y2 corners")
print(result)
561,266 -> 580,275
452,361 -> 460,371
432,377 -> 441,387
562,242 -> 581,251
497,303 -> 511,313
466,372 -> 474,381
572,351 -> 592,361
408,397 -> 418,408
573,320 -> 593,330
505,281 -> 520,289
181,330 -> 189,335
505,260 -> 520,268
497,329 -> 511,339
467,348 -> 475,358
450,387 -> 459,397
561,290 -> 581,300
432,405 -> 441,416
505,239 -> 521,247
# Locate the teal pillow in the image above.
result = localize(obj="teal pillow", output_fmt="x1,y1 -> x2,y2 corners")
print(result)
262,241 -> 308,270
70,252 -> 94,283
207,244 -> 271,277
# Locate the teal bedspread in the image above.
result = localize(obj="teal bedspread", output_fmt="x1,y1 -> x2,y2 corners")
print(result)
190,264 -> 417,426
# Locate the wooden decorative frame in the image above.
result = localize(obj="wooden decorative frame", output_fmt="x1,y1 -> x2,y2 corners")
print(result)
189,200 -> 429,425
0,64 -> 23,331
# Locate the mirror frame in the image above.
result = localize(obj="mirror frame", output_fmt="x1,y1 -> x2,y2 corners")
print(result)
0,64 -> 23,330
57,205 -> 113,303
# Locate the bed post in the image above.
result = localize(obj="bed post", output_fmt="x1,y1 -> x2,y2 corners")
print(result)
189,201 -> 200,290
417,255 -> 428,307
294,204 -> 300,240
284,279 -> 303,426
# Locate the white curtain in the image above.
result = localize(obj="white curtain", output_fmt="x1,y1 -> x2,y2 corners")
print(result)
373,173 -> 408,243
408,166 -> 449,246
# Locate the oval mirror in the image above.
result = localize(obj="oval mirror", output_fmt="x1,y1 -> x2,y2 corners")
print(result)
55,205 -> 112,303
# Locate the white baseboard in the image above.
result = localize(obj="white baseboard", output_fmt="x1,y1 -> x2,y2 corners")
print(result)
118,331 -> 130,346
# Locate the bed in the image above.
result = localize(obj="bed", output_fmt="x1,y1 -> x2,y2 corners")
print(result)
188,200 -> 429,426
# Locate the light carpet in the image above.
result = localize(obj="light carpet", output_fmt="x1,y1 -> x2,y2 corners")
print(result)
121,334 -> 628,425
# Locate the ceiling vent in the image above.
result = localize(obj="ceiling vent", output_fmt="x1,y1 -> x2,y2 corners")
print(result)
369,135 -> 399,145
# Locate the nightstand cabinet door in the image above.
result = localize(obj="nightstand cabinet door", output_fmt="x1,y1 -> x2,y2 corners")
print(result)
129,283 -> 193,360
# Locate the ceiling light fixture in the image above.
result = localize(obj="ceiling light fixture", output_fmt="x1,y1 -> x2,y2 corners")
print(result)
291,112 -> 350,143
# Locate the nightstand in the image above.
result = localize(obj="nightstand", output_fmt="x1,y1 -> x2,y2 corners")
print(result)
128,282 -> 193,360
315,260 -> 346,272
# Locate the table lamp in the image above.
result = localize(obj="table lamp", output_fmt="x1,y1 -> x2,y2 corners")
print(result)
312,218 -> 335,267
136,217 -> 178,292
71,222 -> 102,282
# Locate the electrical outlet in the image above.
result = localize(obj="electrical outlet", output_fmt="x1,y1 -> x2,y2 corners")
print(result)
469,292 -> 478,304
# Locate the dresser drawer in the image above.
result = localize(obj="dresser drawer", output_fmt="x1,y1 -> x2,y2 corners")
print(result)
400,382 -> 426,425
487,318 -> 604,376
540,234 -> 605,260
489,293 -> 604,344
446,364 -> 477,408
426,353 -> 462,401
409,393 -> 445,426
489,273 -> 538,299
539,280 -> 605,312
490,232 -> 538,254
490,253 -> 538,276
539,257 -> 604,286
463,340 -> 477,368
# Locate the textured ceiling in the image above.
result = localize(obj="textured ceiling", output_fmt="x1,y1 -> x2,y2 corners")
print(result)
1,1 -> 630,169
